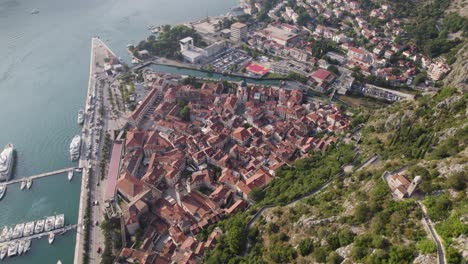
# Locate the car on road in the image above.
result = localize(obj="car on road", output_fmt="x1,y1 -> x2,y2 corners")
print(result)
97,247 -> 102,254
95,220 -> 99,226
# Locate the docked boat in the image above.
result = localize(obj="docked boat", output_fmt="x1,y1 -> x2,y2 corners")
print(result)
12,223 -> 24,239
54,214 -> 65,229
34,219 -> 45,234
48,233 -> 55,244
7,242 -> 17,257
45,216 -> 56,232
23,221 -> 35,237
20,180 -> 26,190
4,227 -> 12,240
77,109 -> 85,125
0,245 -> 7,260
75,168 -> 82,173
68,170 -> 73,181
26,178 -> 32,189
0,184 -> 6,200
1,226 -> 8,239
69,135 -> 82,161
24,239 -> 31,253
18,240 -> 25,255
0,144 -> 15,182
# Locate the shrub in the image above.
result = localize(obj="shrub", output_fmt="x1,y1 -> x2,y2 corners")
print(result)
416,239 -> 437,254
298,238 -> 313,256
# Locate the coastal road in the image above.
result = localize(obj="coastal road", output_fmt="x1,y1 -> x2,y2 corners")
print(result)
74,37 -> 114,264
88,41 -> 116,263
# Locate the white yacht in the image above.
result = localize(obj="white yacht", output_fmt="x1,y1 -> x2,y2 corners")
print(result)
45,216 -> 55,232
77,109 -> 85,125
26,178 -> 32,189
69,135 -> 82,161
5,227 -> 12,240
20,180 -> 26,190
7,242 -> 17,257
24,239 -> 31,253
68,170 -> 73,181
0,144 -> 15,182
23,221 -> 35,237
54,214 -> 64,229
34,219 -> 45,234
0,245 -> 7,260
12,223 -> 24,239
18,240 -> 25,255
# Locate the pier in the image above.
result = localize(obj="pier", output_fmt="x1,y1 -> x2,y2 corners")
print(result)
1,167 -> 76,186
0,225 -> 77,247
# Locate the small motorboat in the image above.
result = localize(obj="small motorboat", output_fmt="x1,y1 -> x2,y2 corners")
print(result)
0,185 -> 6,200
30,9 -> 39,15
48,232 -> 55,244
26,179 -> 32,189
68,170 -> 73,181
20,180 -> 26,190
57,260 -> 62,264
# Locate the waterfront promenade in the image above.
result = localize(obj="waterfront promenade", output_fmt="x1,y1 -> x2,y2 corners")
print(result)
73,36 -> 120,264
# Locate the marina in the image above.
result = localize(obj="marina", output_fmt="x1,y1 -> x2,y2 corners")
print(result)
0,214 -> 75,260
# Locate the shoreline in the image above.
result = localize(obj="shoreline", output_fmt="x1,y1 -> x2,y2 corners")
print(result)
73,37 -> 96,264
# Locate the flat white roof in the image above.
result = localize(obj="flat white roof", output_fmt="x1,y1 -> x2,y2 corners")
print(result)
180,37 -> 193,43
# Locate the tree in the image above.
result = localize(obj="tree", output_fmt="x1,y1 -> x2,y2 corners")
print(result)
248,188 -> 264,202
446,247 -> 462,264
352,246 -> 368,261
313,247 -> 328,262
226,226 -> 245,253
327,251 -> 343,264
178,105 -> 190,121
338,229 -> 355,247
446,171 -> 467,191
298,238 -> 313,256
388,245 -> 415,264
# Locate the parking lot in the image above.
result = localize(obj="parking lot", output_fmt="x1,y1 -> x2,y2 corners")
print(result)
209,49 -> 251,73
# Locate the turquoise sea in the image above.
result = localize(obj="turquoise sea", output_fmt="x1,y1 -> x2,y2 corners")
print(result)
0,0 -> 238,262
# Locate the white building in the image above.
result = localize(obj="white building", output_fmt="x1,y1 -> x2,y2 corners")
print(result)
231,22 -> 248,42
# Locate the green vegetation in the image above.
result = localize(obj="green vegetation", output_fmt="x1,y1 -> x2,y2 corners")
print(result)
100,216 -> 121,264
405,0 -> 464,58
286,72 -> 308,84
261,144 -> 355,205
203,86 -> 467,263
416,239 -> 437,254
134,25 -> 206,60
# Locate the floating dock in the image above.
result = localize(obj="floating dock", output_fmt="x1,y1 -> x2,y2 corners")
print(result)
1,167 -> 76,186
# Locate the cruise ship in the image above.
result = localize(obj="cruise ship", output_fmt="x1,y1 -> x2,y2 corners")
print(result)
0,144 -> 15,182
77,109 -> 84,125
69,135 -> 81,161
